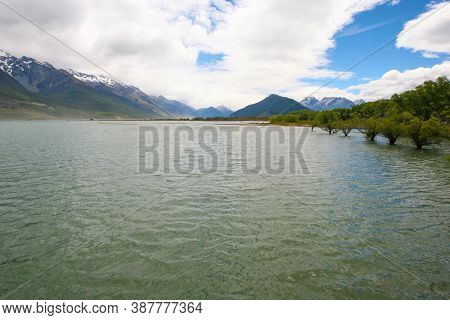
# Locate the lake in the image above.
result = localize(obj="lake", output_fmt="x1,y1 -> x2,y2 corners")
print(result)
0,121 -> 448,299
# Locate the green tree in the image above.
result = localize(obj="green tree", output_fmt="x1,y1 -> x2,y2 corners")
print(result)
336,119 -> 354,137
378,117 -> 404,145
405,116 -> 443,149
316,110 -> 338,134
357,117 -> 379,141
310,118 -> 320,131
269,114 -> 285,124
391,76 -> 450,121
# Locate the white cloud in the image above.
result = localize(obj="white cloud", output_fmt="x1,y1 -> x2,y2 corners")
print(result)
422,51 -> 439,58
0,0 -> 407,108
396,2 -> 450,56
347,61 -> 450,101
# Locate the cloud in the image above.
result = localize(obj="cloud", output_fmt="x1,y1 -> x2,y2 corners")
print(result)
0,0 -> 401,108
422,51 -> 439,58
396,2 -> 450,56
347,61 -> 450,101
337,15 -> 403,38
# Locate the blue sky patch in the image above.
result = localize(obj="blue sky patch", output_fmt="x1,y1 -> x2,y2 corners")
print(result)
326,0 -> 447,89
196,51 -> 225,66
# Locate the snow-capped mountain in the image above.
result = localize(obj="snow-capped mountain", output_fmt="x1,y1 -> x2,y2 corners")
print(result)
0,50 -> 199,118
68,69 -> 124,87
316,97 -> 355,109
300,96 -> 364,110
0,50 -> 16,76
300,97 -> 319,108
67,69 -> 173,118
0,50 -> 203,118
0,50 -> 72,93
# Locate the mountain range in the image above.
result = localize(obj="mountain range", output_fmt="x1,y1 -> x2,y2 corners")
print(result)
300,96 -> 364,110
228,95 -> 364,118
0,50 -> 365,119
0,50 -> 230,119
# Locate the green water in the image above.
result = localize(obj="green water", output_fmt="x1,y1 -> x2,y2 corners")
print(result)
0,121 -> 448,299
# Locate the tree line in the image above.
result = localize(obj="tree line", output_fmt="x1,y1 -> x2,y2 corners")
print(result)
270,77 -> 450,149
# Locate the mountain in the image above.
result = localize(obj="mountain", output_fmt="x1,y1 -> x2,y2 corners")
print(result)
300,97 -> 319,109
230,94 -> 309,118
0,50 -> 197,119
196,107 -> 226,118
68,70 -> 172,118
195,105 -> 233,118
215,105 -> 233,116
300,96 -> 361,110
0,51 -> 72,93
354,99 -> 365,105
0,68 -> 54,119
314,97 -> 355,110
151,95 -> 198,118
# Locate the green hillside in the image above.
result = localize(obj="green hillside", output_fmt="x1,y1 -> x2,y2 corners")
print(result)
0,70 -> 153,119
231,94 -> 309,118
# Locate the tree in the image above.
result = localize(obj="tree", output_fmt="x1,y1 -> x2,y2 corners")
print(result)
284,114 -> 300,123
269,114 -> 285,124
357,117 -> 379,141
294,110 -> 316,121
336,119 -> 354,136
310,118 -> 320,131
378,117 -> 404,145
316,110 -> 338,134
391,76 -> 450,121
405,116 -> 443,149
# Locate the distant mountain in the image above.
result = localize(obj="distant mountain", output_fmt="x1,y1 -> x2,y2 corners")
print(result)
300,96 -> 363,110
215,105 -> 233,116
151,95 -> 198,118
196,107 -> 225,118
354,99 -> 365,105
0,50 -> 198,119
300,97 -> 319,109
314,97 -> 355,110
195,105 -> 233,118
230,94 -> 309,118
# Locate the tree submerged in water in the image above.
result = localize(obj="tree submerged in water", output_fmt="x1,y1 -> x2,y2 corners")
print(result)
316,110 -> 338,134
405,116 -> 444,149
269,77 -> 450,150
377,113 -> 410,145
335,119 -> 354,137
356,117 -> 379,142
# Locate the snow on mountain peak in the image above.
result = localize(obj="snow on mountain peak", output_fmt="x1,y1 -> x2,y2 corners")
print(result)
68,69 -> 124,87
0,50 -> 12,58
0,51 -> 15,76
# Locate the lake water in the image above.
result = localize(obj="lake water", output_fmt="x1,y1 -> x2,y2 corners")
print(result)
0,121 -> 448,299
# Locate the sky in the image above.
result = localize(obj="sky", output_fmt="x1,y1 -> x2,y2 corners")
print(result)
0,0 -> 449,109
